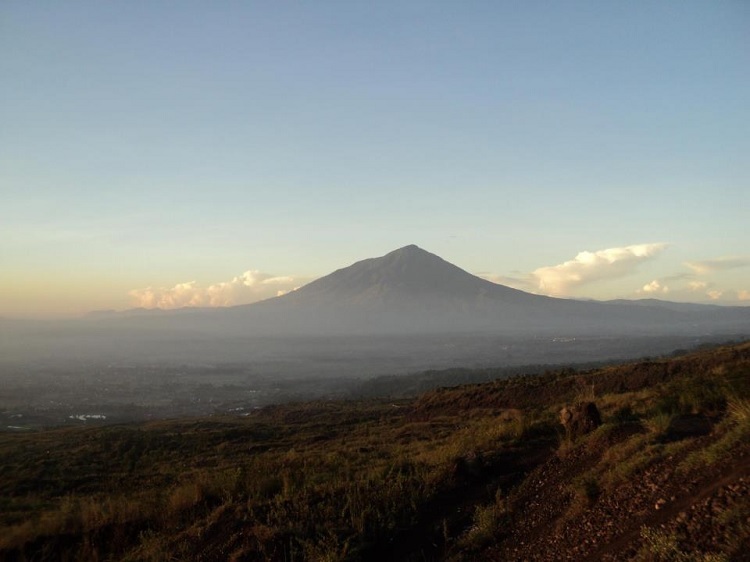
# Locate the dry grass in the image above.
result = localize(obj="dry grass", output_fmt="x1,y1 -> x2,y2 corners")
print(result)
727,397 -> 750,423
636,526 -> 728,562
458,489 -> 510,551
2,340 -> 749,561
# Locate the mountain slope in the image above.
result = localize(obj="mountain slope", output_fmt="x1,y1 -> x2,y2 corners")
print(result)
2,246 -> 748,366
224,244 -> 546,334
276,244 -> 528,304
220,245 -> 749,336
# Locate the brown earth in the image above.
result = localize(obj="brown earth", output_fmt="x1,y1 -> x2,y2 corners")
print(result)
482,428 -> 750,561
1,341 -> 749,561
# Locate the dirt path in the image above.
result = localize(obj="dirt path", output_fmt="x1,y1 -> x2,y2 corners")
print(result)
586,459 -> 750,562
482,426 -> 750,562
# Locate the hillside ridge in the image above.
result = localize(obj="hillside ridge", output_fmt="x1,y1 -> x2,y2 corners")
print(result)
1,341 -> 749,560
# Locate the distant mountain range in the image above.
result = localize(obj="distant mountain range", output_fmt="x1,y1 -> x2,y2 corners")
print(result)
6,245 -> 748,337
136,244 -> 748,336
3,245 -> 748,368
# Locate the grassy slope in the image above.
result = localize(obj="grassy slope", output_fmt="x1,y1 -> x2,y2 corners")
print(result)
1,342 -> 749,561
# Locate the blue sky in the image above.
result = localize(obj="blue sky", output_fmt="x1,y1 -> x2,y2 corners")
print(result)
1,1 -> 748,317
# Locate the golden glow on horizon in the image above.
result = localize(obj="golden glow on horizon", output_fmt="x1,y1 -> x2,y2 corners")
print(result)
2,243 -> 749,319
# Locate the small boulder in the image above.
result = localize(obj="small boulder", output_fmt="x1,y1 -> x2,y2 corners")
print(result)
560,402 -> 602,439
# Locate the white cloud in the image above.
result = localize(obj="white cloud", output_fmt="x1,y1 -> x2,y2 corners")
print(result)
531,243 -> 667,296
129,270 -> 306,309
128,282 -> 206,309
481,246 -> 750,304
640,280 -> 669,294
685,257 -> 750,275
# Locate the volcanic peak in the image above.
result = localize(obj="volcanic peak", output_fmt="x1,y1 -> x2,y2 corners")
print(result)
282,244 -> 498,303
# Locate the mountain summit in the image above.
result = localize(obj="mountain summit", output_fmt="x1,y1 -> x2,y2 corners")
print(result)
229,245 -> 748,336
277,244 -> 523,306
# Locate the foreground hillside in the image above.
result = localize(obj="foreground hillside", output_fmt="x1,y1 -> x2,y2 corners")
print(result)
1,342 -> 749,561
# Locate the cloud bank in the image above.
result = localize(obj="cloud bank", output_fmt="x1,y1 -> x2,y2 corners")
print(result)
479,245 -> 749,304
531,243 -> 667,296
129,271 -> 305,309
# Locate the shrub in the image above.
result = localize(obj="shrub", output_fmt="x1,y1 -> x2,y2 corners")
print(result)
459,490 -> 508,550
644,412 -> 674,437
727,397 -> 750,423
637,526 -> 727,561
611,405 -> 639,424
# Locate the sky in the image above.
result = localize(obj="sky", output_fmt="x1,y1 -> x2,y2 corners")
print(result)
1,1 -> 748,318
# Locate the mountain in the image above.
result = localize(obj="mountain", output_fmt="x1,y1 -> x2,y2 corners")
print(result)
272,244 -> 526,304
218,245 -> 555,334
210,245 -> 749,336
2,246 -> 748,368
604,298 -> 725,312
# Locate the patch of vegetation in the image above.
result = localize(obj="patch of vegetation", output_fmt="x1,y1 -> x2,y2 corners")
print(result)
637,526 -> 727,562
458,490 -> 510,551
679,402 -> 750,472
1,340 -> 749,560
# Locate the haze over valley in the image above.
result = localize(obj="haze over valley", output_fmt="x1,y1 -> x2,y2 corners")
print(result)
2,246 -> 747,429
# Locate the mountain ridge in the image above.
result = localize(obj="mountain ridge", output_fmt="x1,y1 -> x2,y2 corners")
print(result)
210,245 -> 749,336
85,245 -> 746,319
261,244 -> 533,307
5,245 -> 749,339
